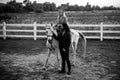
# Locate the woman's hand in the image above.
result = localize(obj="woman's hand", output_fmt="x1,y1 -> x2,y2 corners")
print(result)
63,48 -> 66,52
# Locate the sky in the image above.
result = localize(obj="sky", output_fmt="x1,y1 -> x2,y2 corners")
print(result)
0,0 -> 120,7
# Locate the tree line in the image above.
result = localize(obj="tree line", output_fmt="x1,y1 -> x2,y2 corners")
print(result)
0,0 -> 120,13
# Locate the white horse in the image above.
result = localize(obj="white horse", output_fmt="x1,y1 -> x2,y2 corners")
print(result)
42,24 -> 60,70
43,24 -> 87,69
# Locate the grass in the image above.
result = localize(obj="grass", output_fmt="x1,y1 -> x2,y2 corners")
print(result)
0,10 -> 120,24
0,10 -> 120,38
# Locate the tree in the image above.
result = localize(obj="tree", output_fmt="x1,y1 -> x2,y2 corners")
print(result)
43,2 -> 56,11
50,2 -> 56,11
5,0 -> 23,12
85,2 -> 92,11
0,0 -> 120,13
23,0 -> 30,6
23,0 -> 33,12
92,5 -> 100,10
79,6 -> 85,11
33,1 -> 44,13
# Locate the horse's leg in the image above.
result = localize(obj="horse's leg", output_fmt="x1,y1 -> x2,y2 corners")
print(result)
55,49 -> 61,70
71,42 -> 76,65
43,49 -> 51,70
74,40 -> 78,63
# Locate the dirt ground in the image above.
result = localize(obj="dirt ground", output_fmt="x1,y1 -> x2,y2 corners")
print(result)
0,39 -> 120,80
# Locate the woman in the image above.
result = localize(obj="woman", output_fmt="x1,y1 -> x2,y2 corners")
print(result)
58,23 -> 71,75
53,8 -> 71,75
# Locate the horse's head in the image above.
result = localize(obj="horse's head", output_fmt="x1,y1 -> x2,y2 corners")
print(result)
52,24 -> 64,34
45,24 -> 58,41
57,23 -> 70,33
55,24 -> 62,29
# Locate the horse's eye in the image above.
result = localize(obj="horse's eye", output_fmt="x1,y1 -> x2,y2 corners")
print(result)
58,26 -> 61,29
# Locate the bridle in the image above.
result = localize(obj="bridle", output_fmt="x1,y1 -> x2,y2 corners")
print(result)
45,23 -> 63,50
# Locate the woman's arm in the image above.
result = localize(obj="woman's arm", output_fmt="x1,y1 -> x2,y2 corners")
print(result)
53,33 -> 59,40
63,32 -> 71,49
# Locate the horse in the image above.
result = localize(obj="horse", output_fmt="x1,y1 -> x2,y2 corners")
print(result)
43,23 -> 87,69
42,24 -> 60,70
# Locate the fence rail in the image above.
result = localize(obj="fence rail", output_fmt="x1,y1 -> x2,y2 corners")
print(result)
0,22 -> 120,41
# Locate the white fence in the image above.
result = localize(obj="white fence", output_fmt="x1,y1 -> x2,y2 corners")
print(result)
0,22 -> 120,41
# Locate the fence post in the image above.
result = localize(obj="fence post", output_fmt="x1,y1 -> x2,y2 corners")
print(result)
33,22 -> 37,40
100,22 -> 103,41
3,22 -> 6,40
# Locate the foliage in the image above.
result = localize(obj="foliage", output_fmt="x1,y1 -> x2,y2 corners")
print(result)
0,0 -> 23,13
0,0 -> 120,13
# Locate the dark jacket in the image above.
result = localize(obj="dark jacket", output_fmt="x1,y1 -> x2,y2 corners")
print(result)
59,31 -> 71,49
53,23 -> 71,49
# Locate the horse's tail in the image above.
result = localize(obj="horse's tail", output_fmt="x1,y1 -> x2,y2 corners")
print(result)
78,32 -> 87,57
